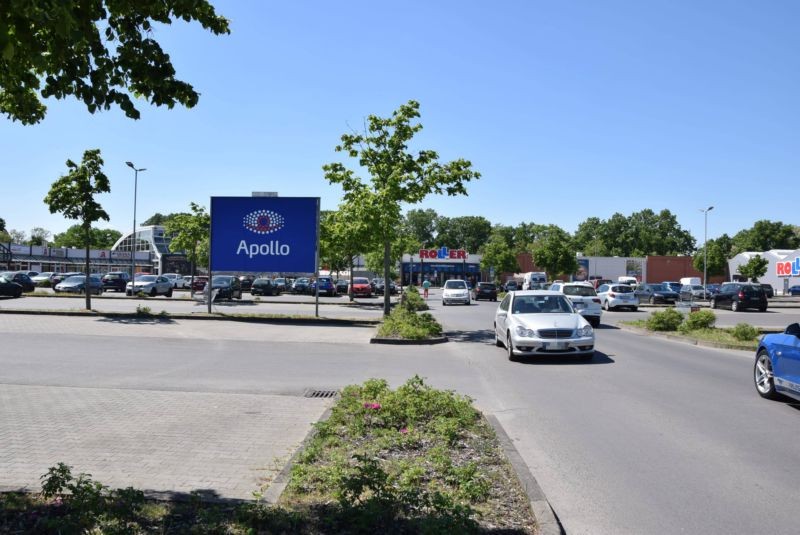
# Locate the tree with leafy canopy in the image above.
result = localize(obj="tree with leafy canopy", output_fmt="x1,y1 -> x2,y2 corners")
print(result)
323,200 -> 377,301
480,235 -> 520,282
324,100 -> 480,315
434,215 -> 492,254
732,220 -> 800,254
737,255 -> 769,282
8,229 -> 27,243
531,226 -> 578,280
164,203 -> 209,296
403,208 -> 438,247
28,227 -> 51,246
52,224 -> 120,249
1,0 -> 230,124
692,239 -> 728,279
44,149 -> 110,310
0,217 -> 5,232
513,222 -> 549,253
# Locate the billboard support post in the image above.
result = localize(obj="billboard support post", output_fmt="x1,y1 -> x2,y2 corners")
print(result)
315,198 -> 320,318
207,198 -> 213,314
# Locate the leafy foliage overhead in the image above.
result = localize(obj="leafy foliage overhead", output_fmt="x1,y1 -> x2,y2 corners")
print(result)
0,0 -> 230,124
164,202 -> 209,269
731,220 -> 800,254
52,224 -> 121,249
736,255 -> 769,282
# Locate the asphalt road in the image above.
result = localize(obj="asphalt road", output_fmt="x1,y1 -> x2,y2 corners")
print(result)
2,292 -> 799,534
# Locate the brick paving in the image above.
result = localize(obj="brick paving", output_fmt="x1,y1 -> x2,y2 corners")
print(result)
0,383 -> 330,500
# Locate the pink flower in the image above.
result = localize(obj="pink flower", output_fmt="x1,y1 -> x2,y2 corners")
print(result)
363,402 -> 381,410
399,427 -> 408,434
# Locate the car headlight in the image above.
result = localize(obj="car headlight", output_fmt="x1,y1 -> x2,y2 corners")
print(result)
515,326 -> 536,337
578,324 -> 593,337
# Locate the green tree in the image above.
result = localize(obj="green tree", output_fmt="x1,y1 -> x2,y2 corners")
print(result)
531,226 -> 578,279
141,212 -> 187,227
28,227 -> 51,246
324,201 -> 377,301
573,217 -> 609,256
736,255 -> 769,282
513,222 -> 548,253
1,1 -> 230,124
52,225 -> 120,249
480,235 -> 520,281
489,224 -> 515,250
403,208 -> 438,247
44,149 -> 110,310
0,217 -> 5,232
324,100 -> 480,315
164,203 -> 209,296
0,230 -> 10,243
8,229 -> 26,243
434,215 -> 492,254
692,240 -> 728,279
732,220 -> 800,253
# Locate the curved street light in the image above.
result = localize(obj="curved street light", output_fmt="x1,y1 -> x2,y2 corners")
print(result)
126,162 -> 146,281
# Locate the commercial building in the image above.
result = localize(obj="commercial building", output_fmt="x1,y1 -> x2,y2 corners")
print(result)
401,247 -> 483,286
728,249 -> 800,295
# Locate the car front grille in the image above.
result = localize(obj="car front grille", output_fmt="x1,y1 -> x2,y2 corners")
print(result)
538,329 -> 575,339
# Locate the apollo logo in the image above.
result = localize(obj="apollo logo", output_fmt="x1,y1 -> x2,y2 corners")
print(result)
243,209 -> 285,235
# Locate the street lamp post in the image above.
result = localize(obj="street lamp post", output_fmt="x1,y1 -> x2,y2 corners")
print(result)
700,205 -> 714,296
126,162 -> 146,283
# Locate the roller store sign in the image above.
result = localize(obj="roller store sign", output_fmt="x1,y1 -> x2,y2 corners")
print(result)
776,257 -> 800,277
210,196 -> 319,272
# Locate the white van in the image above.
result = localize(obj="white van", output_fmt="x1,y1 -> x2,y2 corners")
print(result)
680,277 -> 701,286
522,272 -> 548,290
617,276 -> 638,286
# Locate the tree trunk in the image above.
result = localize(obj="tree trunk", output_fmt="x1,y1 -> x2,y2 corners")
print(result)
383,239 -> 391,316
84,224 -> 91,310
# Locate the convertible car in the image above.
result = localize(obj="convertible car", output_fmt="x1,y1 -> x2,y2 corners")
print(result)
754,323 -> 800,402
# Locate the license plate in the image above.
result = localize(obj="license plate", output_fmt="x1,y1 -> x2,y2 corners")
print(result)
543,342 -> 566,350
574,302 -> 585,309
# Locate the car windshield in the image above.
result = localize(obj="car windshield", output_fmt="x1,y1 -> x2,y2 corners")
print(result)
105,273 -> 124,279
563,285 -> 596,296
691,285 -> 704,290
297,278 -> 309,283
611,285 -> 633,293
64,276 -> 86,283
137,275 -> 157,282
445,280 -> 467,289
512,295 -> 573,314
478,283 -> 495,289
319,278 -> 331,283
353,278 -> 369,284
213,276 -> 233,283
275,278 -> 285,283
649,284 -> 667,291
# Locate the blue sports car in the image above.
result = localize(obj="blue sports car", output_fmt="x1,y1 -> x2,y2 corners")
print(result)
788,285 -> 800,296
754,323 -> 800,402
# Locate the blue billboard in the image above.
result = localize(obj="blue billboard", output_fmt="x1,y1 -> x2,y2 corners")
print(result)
210,196 -> 319,273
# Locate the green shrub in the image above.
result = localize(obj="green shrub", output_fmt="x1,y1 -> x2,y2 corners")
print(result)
679,309 -> 716,332
377,307 -> 442,339
400,285 -> 428,311
646,308 -> 683,331
730,323 -> 759,341
135,305 -> 152,316
38,279 -> 52,288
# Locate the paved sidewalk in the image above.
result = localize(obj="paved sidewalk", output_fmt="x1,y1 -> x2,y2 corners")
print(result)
0,384 -> 331,500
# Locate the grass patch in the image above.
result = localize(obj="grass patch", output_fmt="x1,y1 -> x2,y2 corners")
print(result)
1,378 -> 536,534
377,307 -> 442,340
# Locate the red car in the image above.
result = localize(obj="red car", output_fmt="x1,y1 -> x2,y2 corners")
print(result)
350,276 -> 373,297
191,276 -> 209,292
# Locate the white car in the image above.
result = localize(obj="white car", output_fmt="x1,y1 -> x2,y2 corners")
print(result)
162,273 -> 186,289
442,279 -> 470,306
549,282 -> 602,327
126,275 -> 173,297
494,290 -> 594,360
32,272 -> 56,285
596,283 -> 639,311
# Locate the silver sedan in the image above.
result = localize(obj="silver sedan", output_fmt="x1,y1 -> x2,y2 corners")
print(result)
126,275 -> 173,297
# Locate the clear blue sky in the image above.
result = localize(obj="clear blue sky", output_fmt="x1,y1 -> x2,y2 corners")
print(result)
2,0 -> 797,245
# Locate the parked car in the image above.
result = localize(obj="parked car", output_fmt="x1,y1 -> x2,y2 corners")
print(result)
126,275 -> 173,297
0,271 -> 36,292
754,323 -> 800,402
635,283 -> 680,305
271,277 -> 288,293
661,281 -> 683,293
31,272 -> 56,285
504,281 -> 519,292
191,276 -> 209,292
710,283 -> 767,312
596,283 -> 639,311
350,277 -> 373,297
55,275 -> 104,295
374,278 -> 398,295
335,279 -> 349,294
310,276 -> 337,297
182,275 -> 194,287
494,290 -> 594,361
0,275 -> 23,298
472,282 -> 498,302
101,271 -> 130,292
292,277 -> 311,294
679,285 -> 711,301
251,277 -> 279,296
238,275 -> 256,291
442,279 -> 470,306
550,282 -> 602,327
162,273 -> 186,289
51,272 -> 83,285
760,283 -> 774,299
705,284 -> 721,295
205,275 -> 242,300
789,285 -> 800,296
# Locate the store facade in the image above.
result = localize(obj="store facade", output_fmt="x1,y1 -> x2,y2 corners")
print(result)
2,243 -> 153,274
400,247 -> 483,286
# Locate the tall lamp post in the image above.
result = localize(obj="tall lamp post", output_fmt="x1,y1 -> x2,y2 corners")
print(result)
126,162 -> 146,281
700,205 -> 714,295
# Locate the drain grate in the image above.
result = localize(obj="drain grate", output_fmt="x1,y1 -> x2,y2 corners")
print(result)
304,389 -> 338,399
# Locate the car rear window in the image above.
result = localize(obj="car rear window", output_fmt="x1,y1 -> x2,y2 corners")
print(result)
563,285 -> 596,297
478,283 -> 496,290
742,286 -> 764,296
612,285 -> 633,293
353,277 -> 369,284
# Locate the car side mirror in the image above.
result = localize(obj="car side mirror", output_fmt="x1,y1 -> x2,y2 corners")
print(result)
785,323 -> 800,338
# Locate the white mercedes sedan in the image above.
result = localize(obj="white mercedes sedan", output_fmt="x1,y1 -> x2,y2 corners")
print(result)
494,290 -> 595,361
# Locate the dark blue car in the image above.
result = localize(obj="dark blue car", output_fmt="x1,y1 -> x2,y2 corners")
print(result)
754,323 -> 800,402
789,285 -> 800,296
310,276 -> 337,297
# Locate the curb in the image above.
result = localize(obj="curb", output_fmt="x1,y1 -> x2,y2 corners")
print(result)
370,335 -> 448,345
0,308 -> 381,326
485,414 -> 564,535
617,323 -> 758,351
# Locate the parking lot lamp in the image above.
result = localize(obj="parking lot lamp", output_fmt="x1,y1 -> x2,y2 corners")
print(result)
126,162 -> 146,281
700,205 -> 714,295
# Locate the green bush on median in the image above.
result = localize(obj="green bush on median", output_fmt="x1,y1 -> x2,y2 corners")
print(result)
378,306 -> 442,340
678,310 -> 716,333
730,323 -> 759,341
646,308 -> 684,331
400,285 -> 428,312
